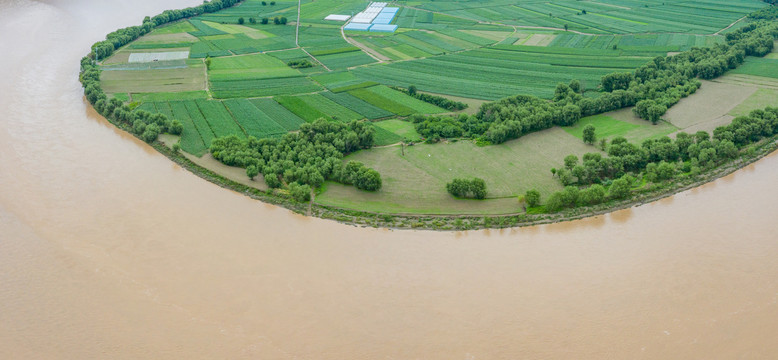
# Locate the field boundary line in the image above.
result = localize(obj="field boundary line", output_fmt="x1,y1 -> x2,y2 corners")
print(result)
340,25 -> 384,63
715,16 -> 747,36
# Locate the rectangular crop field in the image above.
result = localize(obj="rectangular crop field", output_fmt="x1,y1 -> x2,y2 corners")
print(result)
248,98 -> 307,131
100,65 -> 206,94
351,46 -> 648,100
208,53 -> 301,80
194,99 -> 246,138
210,77 -> 323,98
321,91 -> 393,119
275,94 -> 363,122
223,99 -> 286,138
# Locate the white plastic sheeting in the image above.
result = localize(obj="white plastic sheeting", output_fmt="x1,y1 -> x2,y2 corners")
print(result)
324,14 -> 350,21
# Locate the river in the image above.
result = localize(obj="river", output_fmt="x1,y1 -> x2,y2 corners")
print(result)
1,0 -> 777,358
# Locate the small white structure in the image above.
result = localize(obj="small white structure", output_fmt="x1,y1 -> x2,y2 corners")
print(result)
128,51 -> 190,63
325,14 -> 351,21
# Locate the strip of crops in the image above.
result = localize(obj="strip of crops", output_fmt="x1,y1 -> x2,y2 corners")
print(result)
188,19 -> 228,37
729,58 -> 778,79
210,77 -> 323,98
208,53 -> 301,81
307,46 -> 361,57
275,95 -> 331,122
154,101 -> 174,119
402,31 -> 464,52
195,99 -> 246,138
316,51 -> 376,70
437,29 -> 495,46
223,99 -> 286,138
367,86 -> 445,114
248,98 -> 306,131
332,80 -> 382,94
321,91 -> 393,119
183,100 -> 216,147
300,94 -> 364,122
371,125 -> 405,146
169,100 -> 207,156
348,87 -> 417,116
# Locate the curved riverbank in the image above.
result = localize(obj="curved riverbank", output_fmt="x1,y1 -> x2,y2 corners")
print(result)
127,105 -> 778,230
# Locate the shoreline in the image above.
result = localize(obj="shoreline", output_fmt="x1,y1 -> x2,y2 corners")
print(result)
97,102 -> 778,231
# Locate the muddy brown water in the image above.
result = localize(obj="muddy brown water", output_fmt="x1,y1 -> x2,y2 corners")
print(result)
1,0 -> 777,358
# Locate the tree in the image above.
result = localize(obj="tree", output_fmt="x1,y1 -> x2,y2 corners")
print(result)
564,24 -> 568,31
288,182 -> 311,202
355,168 -> 382,191
270,0 -> 276,4
261,17 -> 269,24
564,154 -> 579,170
546,192 -> 565,212
569,79 -> 581,93
172,143 -> 180,154
583,124 -> 596,144
647,104 -> 667,124
169,119 -> 183,135
204,56 -> 212,69
608,175 -> 632,199
246,165 -> 259,180
261,1 -> 267,4
273,17 -> 280,25
470,178 -> 487,199
408,85 -> 417,96
238,17 -> 245,24
525,189 -> 541,207
279,17 -> 288,25
249,17 -> 256,24
580,184 -> 605,205
446,178 -> 486,199
141,123 -> 160,143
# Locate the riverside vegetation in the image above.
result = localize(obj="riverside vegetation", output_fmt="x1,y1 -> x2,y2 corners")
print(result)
80,0 -> 778,229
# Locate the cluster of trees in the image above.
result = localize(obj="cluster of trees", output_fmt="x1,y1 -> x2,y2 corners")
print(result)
539,106 -> 778,212
750,3 -> 778,19
81,61 -> 182,143
446,178 -> 487,199
392,85 -> 468,111
287,59 -> 313,68
210,119 -> 382,198
403,21 -> 778,145
91,0 -> 243,60
260,1 -> 276,5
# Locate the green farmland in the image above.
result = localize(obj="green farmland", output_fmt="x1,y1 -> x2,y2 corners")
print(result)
94,0 -> 778,218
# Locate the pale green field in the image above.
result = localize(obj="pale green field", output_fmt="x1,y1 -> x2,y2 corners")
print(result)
316,128 -> 599,214
729,88 -> 778,117
566,110 -> 677,143
100,64 -> 207,93
374,119 -> 422,142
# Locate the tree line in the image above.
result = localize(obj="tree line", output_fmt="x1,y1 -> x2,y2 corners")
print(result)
210,119 -> 382,197
81,61 -> 182,143
391,85 -> 468,111
531,106 -> 778,212
407,21 -> 778,145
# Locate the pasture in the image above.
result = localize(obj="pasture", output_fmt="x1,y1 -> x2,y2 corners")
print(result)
316,128 -> 598,214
